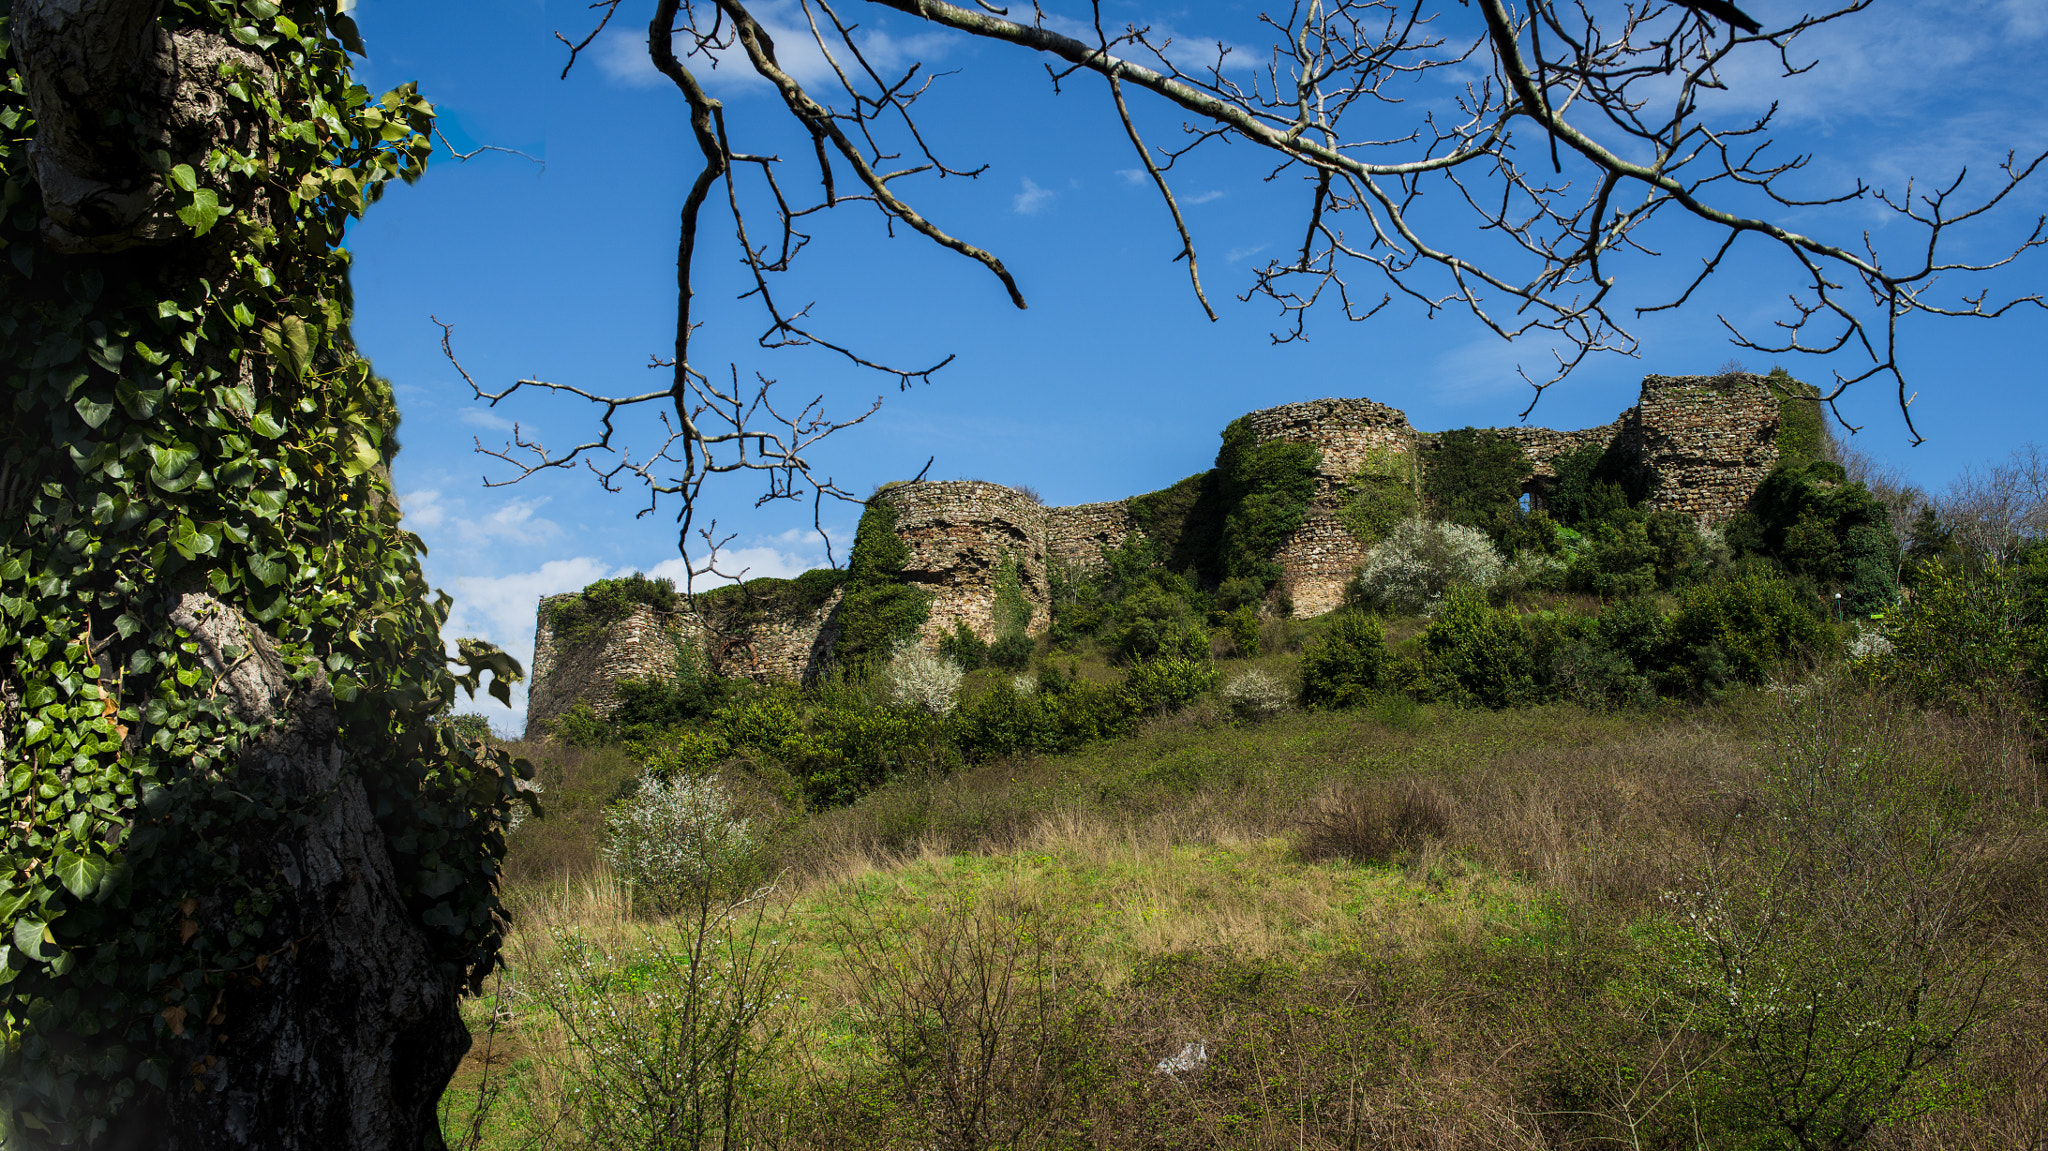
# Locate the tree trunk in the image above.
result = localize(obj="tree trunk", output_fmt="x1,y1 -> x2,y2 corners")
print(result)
5,4 -> 479,1148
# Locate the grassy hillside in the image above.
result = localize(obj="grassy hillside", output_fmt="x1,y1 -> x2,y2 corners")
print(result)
440,679 -> 2046,1150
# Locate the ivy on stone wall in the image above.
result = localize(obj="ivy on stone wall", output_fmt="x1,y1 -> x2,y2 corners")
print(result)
1337,445 -> 1422,547
1213,418 -> 1322,590
833,498 -> 931,669
1767,367 -> 1833,469
0,3 -> 526,1139
547,572 -> 681,647
1422,428 -> 1534,544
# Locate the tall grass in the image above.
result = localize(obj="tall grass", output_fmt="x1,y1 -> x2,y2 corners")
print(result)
457,682 -> 2046,1150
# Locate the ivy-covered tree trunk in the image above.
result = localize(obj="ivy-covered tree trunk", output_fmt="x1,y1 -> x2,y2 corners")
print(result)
1,3 -> 525,1147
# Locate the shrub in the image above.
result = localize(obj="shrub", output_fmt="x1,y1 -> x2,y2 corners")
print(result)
886,642 -> 966,716
1298,611 -> 1391,709
1870,558 -> 2044,710
602,773 -> 754,910
1420,585 -> 1535,708
714,690 -> 807,754
938,619 -> 989,670
1351,516 -> 1505,615
1567,517 -> 1659,599
987,632 -> 1035,671
1121,656 -> 1221,715
1223,604 -> 1261,656
1667,571 -> 1830,694
1298,781 -> 1452,864
638,727 -> 735,777
1495,549 -> 1568,601
1107,580 -> 1210,664
548,701 -> 614,747
1222,668 -> 1292,722
1547,440 -> 1646,529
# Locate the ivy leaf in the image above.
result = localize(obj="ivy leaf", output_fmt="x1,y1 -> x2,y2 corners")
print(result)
169,517 -> 216,560
248,488 -> 287,518
176,189 -> 227,236
117,379 -> 164,420
332,12 -> 368,55
250,407 -> 287,439
340,433 -> 380,478
53,851 -> 108,900
169,164 -> 199,193
12,918 -> 52,963
73,395 -> 114,429
242,0 -> 282,18
263,316 -> 313,382
247,551 -> 286,586
86,338 -> 123,374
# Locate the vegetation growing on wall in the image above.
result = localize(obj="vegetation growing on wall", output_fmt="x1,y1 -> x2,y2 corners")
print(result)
1,4 -> 527,1140
695,567 -> 845,627
1767,367 -> 1834,469
1422,428 -> 1534,544
833,498 -> 932,670
1214,418 -> 1322,590
1546,440 -> 1646,530
1126,471 -> 1222,576
1337,445 -> 1422,547
547,573 -> 681,647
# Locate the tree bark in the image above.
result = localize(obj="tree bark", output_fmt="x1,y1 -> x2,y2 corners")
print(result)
121,595 -> 469,1151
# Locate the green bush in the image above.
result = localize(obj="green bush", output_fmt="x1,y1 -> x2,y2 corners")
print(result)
1546,441 -> 1645,530
1870,557 -> 2045,710
835,499 -> 934,669
938,620 -> 989,670
988,632 -> 1035,671
1106,580 -> 1210,665
1741,460 -> 1899,614
548,572 -> 681,647
1420,586 -> 1537,708
1298,612 -> 1392,709
1767,366 -> 1832,468
949,669 -> 1133,762
1120,656 -> 1220,715
549,702 -> 615,747
1223,605 -> 1261,656
1567,517 -> 1659,599
1668,572 -> 1830,693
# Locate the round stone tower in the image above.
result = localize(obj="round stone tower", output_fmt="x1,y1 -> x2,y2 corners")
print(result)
870,480 -> 1053,644
1239,398 -> 1423,617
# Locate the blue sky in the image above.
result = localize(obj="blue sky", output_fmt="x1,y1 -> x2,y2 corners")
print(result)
340,0 -> 2048,730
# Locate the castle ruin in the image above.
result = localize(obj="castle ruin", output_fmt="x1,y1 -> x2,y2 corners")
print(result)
524,372 -> 1785,735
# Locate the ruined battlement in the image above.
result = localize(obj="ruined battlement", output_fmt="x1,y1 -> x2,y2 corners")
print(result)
524,373 -> 1787,735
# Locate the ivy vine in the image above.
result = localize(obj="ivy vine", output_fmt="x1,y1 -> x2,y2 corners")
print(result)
0,2 -> 526,1141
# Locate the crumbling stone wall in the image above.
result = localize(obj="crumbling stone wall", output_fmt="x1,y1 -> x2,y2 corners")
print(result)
525,601 -> 680,738
524,376 -> 1783,731
1242,398 -> 1423,617
871,481 -> 1053,644
1622,373 -> 1779,523
523,590 -> 845,739
1045,499 -> 1141,570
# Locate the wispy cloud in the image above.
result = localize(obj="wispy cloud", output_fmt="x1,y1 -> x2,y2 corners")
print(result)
590,3 -> 955,96
1183,190 -> 1227,205
400,489 -> 562,548
1116,168 -> 1147,185
1225,244 -> 1268,263
459,408 -> 516,432
1014,178 -> 1055,216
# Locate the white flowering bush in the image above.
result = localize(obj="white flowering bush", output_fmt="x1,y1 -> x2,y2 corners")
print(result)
886,640 -> 966,715
1222,668 -> 1292,722
1010,673 -> 1038,695
1351,517 -> 1504,615
602,773 -> 754,909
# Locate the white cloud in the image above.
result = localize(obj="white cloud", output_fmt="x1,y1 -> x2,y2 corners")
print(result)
592,4 -> 955,97
1014,177 -> 1055,215
398,488 -> 446,530
1116,168 -> 1147,185
1183,190 -> 1226,205
459,407 -> 516,432
1225,244 -> 1268,263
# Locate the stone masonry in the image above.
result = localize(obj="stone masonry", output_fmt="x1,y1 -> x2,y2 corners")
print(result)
873,480 -> 1053,647
523,373 -> 1785,731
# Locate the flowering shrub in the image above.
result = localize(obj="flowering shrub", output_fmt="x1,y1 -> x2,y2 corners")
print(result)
886,641 -> 966,715
1222,669 -> 1292,721
1351,517 -> 1504,615
602,774 -> 754,909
